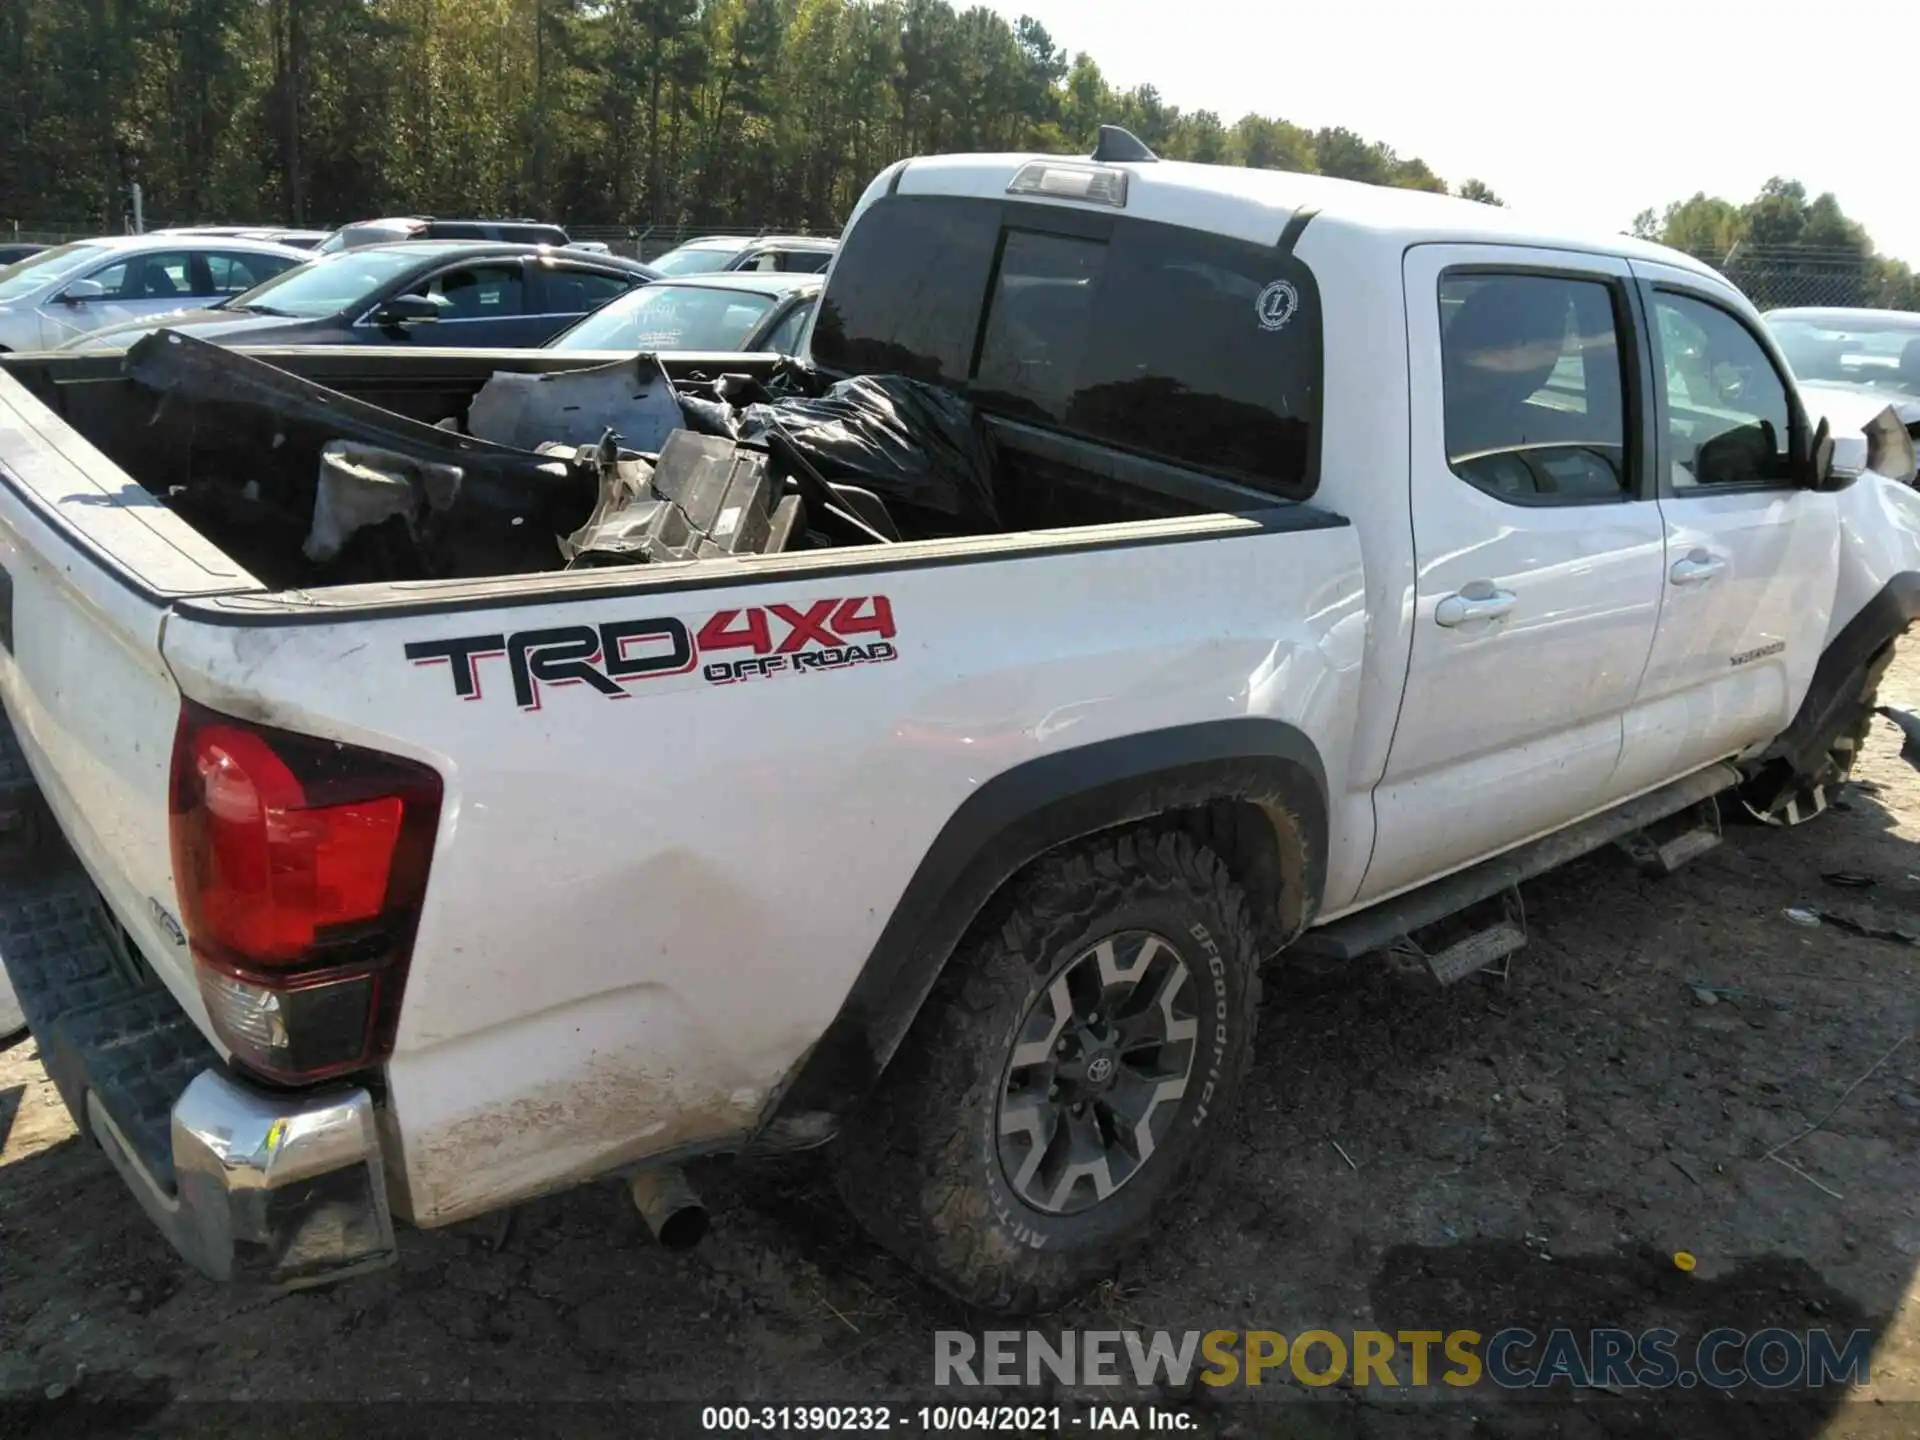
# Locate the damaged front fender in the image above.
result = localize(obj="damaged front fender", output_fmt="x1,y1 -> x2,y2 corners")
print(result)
1862,403 -> 1919,488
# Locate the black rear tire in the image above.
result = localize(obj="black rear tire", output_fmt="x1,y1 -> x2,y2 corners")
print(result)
830,828 -> 1262,1314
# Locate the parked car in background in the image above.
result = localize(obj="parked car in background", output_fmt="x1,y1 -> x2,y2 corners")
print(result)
158,226 -> 333,250
547,271 -> 821,355
1766,308 -> 1920,480
0,236 -> 309,352
317,217 -> 571,254
1768,307 -> 1920,394
647,234 -> 837,276
63,241 -> 657,353
0,243 -> 48,268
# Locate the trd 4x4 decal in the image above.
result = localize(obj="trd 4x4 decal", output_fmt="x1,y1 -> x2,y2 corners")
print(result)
406,596 -> 897,710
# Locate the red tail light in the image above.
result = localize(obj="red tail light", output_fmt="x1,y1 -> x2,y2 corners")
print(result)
169,700 -> 442,1084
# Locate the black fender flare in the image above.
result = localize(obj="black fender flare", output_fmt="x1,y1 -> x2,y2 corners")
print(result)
759,719 -> 1328,1142
1770,573 -> 1920,775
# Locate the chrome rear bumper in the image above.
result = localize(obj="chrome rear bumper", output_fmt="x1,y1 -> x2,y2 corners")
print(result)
87,1069 -> 396,1289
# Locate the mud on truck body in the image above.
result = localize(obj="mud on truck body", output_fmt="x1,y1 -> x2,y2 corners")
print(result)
2,130 -> 1918,1313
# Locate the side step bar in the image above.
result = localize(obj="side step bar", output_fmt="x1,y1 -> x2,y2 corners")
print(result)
1296,763 -> 1741,962
1616,797 -> 1723,877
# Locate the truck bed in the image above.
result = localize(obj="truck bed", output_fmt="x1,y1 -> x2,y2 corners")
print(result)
1,342 -> 1285,596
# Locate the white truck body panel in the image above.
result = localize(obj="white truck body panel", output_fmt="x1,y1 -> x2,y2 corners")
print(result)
0,373 -> 254,1036
161,521 -> 1365,1220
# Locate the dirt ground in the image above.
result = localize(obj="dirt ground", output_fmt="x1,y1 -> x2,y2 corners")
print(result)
9,651 -> 1920,1438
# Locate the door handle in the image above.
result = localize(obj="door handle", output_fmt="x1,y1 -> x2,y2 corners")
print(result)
1434,587 -> 1518,628
1669,550 -> 1727,586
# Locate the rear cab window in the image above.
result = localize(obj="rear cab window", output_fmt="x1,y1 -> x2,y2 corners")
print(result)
811,194 -> 1322,499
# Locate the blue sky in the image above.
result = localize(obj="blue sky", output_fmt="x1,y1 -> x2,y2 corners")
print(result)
983,0 -> 1920,265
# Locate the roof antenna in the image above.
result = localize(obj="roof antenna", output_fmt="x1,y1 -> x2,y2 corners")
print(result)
1091,125 -> 1158,164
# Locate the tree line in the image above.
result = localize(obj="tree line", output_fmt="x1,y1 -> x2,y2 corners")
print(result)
1634,180 -> 1919,310
6,0 -> 1910,313
0,0 -> 1503,233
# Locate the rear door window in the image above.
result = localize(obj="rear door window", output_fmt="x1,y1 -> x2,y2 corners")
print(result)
776,249 -> 834,274
206,251 -> 294,295
537,265 -> 639,316
88,251 -> 197,301
1438,272 -> 1632,503
412,263 -> 526,318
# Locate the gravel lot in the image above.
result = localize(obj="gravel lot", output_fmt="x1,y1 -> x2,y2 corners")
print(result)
8,648 -> 1920,1438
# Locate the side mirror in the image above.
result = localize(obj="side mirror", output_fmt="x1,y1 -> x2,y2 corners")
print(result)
371,293 -> 442,327
58,278 -> 106,304
1804,416 -> 1839,490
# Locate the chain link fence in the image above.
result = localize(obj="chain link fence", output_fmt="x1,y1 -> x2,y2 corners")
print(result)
6,220 -> 172,245
1678,243 -> 1916,313
568,223 -> 816,262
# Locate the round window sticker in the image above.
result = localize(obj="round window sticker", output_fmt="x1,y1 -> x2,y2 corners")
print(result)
1256,279 -> 1299,332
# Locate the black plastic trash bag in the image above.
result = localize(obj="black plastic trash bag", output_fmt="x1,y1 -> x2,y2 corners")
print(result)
735,375 -> 1000,530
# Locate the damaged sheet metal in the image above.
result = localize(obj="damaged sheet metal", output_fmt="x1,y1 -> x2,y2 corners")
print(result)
564,430 -> 803,566
467,354 -> 686,455
306,443 -> 464,563
1864,404 -> 1919,485
126,330 -> 598,579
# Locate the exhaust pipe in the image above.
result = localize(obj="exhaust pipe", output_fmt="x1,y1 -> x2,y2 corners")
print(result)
627,1166 -> 708,1250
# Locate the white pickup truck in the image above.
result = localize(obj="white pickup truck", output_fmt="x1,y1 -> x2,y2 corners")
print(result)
3,131 -> 1919,1316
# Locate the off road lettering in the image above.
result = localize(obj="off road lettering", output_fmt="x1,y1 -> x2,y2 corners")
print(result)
409,596 -> 896,708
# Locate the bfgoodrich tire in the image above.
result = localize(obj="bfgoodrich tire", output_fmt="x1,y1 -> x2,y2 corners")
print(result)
831,829 -> 1262,1314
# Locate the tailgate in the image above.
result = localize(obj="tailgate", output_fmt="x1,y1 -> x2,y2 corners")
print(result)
0,367 -> 259,1030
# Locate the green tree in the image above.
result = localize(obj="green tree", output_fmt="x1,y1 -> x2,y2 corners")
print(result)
1657,193 -> 1744,260
1740,177 -> 1808,248
1635,179 -> 1915,312
1312,126 -> 1389,185
1229,115 -> 1313,172
0,0 -> 1473,236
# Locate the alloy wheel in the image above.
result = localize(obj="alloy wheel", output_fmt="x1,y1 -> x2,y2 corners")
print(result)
995,930 -> 1200,1216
